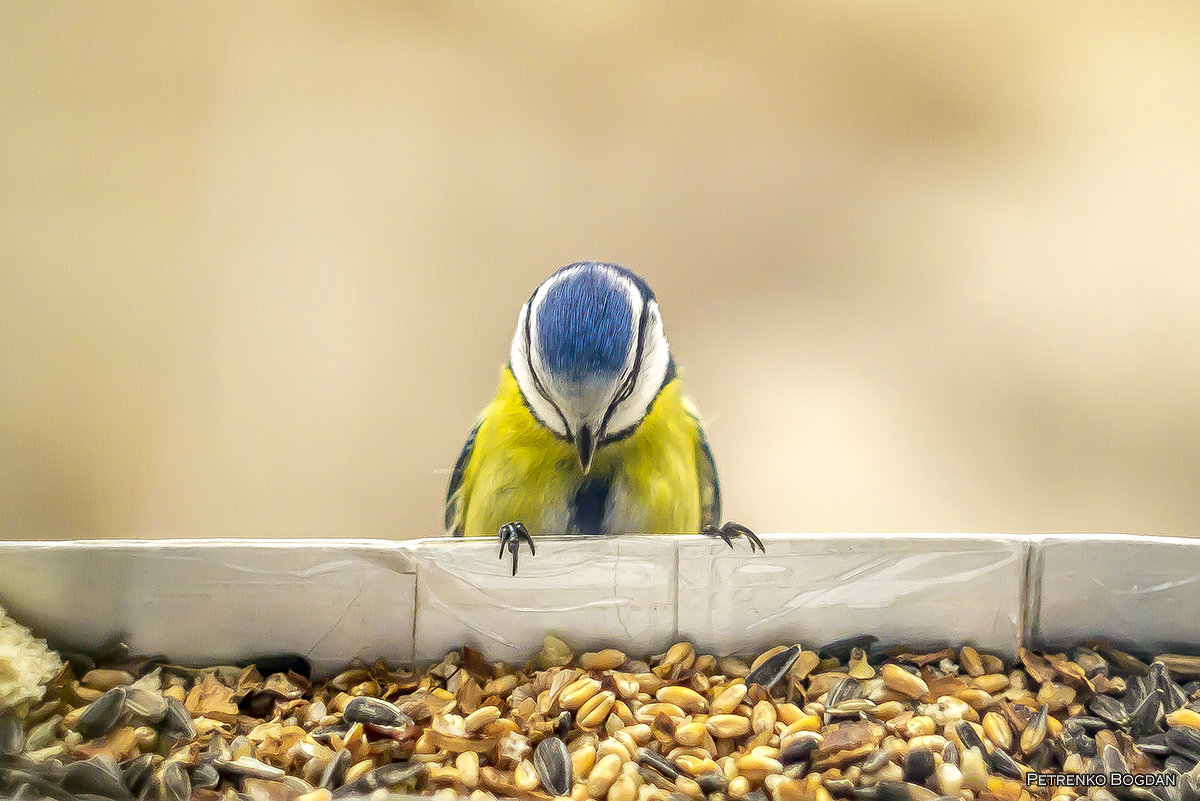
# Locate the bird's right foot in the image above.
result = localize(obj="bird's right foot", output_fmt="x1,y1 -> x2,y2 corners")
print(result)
702,521 -> 766,553
498,521 -> 536,575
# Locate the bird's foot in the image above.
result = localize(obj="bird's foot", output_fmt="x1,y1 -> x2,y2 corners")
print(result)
702,521 -> 765,553
497,521 -> 536,575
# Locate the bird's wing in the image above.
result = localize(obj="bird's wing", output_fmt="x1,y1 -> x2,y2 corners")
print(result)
686,406 -> 722,529
444,420 -> 482,536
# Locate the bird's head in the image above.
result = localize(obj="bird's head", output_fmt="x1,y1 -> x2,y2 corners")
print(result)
510,262 -> 673,474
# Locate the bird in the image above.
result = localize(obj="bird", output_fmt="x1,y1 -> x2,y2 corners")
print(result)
445,261 -> 762,574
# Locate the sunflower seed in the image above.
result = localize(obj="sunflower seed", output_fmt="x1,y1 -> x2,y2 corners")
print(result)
3,769 -> 76,801
1158,655 -> 1200,681
123,688 -> 167,723
1151,661 -> 1174,693
696,771 -> 727,794
819,636 -> 880,663
76,687 -> 127,739
1091,694 -> 1132,727
23,714 -> 61,752
533,735 -> 571,795
154,761 -> 189,801
319,749 -> 351,789
62,756 -> 131,800
954,722 -> 987,755
1130,690 -> 1166,737
1068,731 -> 1098,758
826,778 -> 859,797
747,645 -> 801,692
1113,784 -> 1164,801
118,754 -> 155,795
91,639 -> 133,666
1150,661 -> 1189,714
1168,727 -> 1200,761
861,747 -> 895,774
158,696 -> 195,740
635,747 -> 678,780
902,748 -> 935,785
875,780 -> 938,801
987,747 -> 1023,779
330,761 -> 424,799
0,712 -> 25,756
824,677 -> 863,724
1092,644 -> 1151,675
1021,705 -> 1049,753
1137,733 -> 1172,757
1165,681 -> 1191,715
779,734 -> 821,766
189,763 -> 220,791
343,696 -> 411,728
310,722 -> 352,743
1164,755 -> 1197,774
1102,744 -> 1129,774
1067,715 -> 1112,732
1158,772 -> 1185,801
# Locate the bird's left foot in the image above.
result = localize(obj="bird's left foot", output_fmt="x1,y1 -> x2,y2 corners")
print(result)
703,521 -> 765,553
498,521 -> 536,575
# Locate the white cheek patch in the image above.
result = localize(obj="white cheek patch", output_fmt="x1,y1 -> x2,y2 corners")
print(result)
509,303 -> 570,437
605,301 -> 670,437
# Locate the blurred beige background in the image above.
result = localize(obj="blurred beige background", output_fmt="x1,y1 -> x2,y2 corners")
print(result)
2,2 -> 1199,542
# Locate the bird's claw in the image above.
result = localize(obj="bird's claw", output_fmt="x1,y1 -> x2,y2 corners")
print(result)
703,521 -> 765,553
498,521 -> 536,575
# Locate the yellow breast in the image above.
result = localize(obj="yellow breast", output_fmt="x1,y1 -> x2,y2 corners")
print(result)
452,368 -> 708,538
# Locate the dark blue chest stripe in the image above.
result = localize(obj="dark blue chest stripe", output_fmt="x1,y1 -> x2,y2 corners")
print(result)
571,477 -> 612,535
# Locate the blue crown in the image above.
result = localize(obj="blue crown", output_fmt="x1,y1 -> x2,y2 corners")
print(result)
535,262 -> 646,382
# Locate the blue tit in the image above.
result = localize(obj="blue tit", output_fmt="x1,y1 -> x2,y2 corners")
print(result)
445,261 -> 762,573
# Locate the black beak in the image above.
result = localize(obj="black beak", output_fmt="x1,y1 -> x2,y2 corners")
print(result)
575,425 -> 595,474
